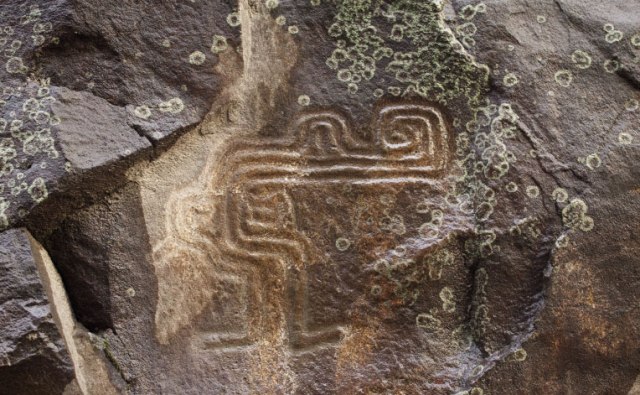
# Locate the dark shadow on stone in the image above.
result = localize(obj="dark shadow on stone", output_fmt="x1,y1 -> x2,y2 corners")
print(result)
37,182 -> 156,336
0,355 -> 73,395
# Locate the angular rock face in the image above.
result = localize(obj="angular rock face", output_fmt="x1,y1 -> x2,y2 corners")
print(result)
0,228 -> 74,394
1,0 -> 640,394
0,227 -> 123,394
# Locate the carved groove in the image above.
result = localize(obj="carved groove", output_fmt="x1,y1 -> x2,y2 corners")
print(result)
153,103 -> 451,352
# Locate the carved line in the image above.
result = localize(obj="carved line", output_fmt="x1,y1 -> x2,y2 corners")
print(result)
155,103 -> 451,353
214,105 -> 450,351
195,270 -> 261,351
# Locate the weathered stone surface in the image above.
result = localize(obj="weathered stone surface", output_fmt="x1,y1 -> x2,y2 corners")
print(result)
0,226 -> 125,394
1,0 -> 640,394
52,88 -> 151,172
0,228 -> 74,394
31,233 -> 124,395
0,0 -> 239,230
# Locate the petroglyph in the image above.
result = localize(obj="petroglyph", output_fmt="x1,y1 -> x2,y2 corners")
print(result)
153,102 -> 455,354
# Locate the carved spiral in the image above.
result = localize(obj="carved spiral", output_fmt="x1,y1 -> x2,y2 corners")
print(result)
293,111 -> 351,157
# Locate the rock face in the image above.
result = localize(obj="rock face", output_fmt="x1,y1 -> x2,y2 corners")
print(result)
1,0 -> 640,394
0,228 -> 74,394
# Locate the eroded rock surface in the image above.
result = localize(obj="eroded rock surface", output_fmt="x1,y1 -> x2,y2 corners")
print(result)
0,228 -> 74,394
0,0 -> 639,394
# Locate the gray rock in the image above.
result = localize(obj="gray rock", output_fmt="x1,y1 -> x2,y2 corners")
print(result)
0,0 -> 239,230
52,88 -> 151,172
0,228 -> 74,394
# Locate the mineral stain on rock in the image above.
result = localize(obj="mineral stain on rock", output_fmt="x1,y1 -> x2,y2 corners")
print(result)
0,0 -> 639,394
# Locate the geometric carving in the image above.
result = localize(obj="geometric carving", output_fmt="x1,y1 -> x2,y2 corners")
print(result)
153,102 -> 451,354
377,104 -> 449,165
194,268 -> 259,351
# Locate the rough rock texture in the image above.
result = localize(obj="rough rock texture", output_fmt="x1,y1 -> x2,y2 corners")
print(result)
0,0 -> 239,230
0,0 -> 639,394
0,226 -> 125,394
0,228 -> 74,394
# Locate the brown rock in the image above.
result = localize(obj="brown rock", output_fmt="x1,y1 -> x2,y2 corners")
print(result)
1,0 -> 640,393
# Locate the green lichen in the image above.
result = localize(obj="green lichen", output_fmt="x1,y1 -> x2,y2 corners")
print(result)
297,94 -> 311,106
379,213 -> 406,235
603,23 -> 623,43
335,236 -> 351,251
226,12 -> 241,27
503,72 -> 519,87
510,216 -> 542,242
604,59 -> 620,73
526,185 -> 540,198
551,187 -> 568,203
418,208 -> 444,239
134,105 -> 152,119
0,4 -> 63,229
554,70 -> 573,87
424,248 -> 453,280
625,99 -> 639,112
265,0 -> 280,10
325,0 -> 489,106
159,98 -> 185,114
188,50 -> 206,65
210,35 -> 228,54
101,337 -> 129,384
571,50 -> 592,69
439,286 -> 456,312
416,312 -> 441,332
512,347 -> 527,362
562,198 -> 594,232
583,153 -> 601,170
458,3 -> 486,21
471,267 -> 489,338
0,198 -> 8,228
505,182 -> 518,193
27,177 -> 47,203
446,102 -> 520,259
618,132 -> 633,145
